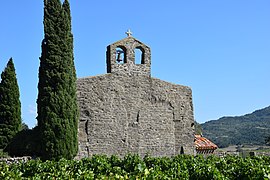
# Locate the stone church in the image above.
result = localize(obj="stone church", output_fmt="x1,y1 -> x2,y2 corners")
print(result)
76,31 -> 195,158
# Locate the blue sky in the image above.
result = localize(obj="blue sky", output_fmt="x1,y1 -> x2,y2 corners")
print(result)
0,1 -> 269,128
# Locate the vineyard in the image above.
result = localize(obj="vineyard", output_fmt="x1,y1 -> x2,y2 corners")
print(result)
1,154 -> 270,179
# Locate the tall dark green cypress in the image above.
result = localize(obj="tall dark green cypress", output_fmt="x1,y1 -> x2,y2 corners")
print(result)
0,58 -> 21,149
37,0 -> 78,160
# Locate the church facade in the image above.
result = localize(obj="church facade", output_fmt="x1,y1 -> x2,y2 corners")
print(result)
76,32 -> 195,158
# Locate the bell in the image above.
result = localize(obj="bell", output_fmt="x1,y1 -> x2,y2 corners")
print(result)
116,52 -> 123,63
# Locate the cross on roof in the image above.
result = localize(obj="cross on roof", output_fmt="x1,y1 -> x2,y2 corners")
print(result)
125,29 -> 132,37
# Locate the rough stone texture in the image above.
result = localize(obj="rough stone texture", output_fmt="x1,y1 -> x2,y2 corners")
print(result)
0,156 -> 32,164
76,36 -> 195,158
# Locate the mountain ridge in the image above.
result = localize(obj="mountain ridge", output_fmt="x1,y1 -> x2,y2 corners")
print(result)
201,106 -> 270,148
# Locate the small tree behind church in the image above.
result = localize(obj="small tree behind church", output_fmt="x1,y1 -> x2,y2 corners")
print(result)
37,0 -> 78,160
0,58 -> 21,149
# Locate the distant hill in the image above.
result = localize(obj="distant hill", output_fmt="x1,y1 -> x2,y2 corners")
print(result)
201,106 -> 270,148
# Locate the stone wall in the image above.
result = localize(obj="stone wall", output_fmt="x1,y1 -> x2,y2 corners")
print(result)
76,73 -> 195,158
0,156 -> 31,164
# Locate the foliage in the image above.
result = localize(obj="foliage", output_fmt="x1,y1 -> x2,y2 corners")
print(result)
0,149 -> 9,158
20,122 -> 29,131
0,58 -> 21,149
266,136 -> 270,146
194,121 -> 202,135
201,106 -> 270,148
37,0 -> 78,160
4,127 -> 41,157
0,154 -> 270,179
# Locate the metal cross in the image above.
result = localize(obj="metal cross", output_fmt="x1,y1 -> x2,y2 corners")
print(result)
125,29 -> 132,37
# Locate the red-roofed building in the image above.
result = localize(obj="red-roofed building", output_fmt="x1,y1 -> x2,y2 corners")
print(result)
195,135 -> 218,154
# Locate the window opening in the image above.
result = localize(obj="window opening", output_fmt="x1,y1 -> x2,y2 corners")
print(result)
135,47 -> 144,64
180,146 -> 184,154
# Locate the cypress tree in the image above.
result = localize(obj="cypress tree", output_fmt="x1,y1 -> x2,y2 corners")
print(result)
0,58 -> 21,149
37,0 -> 78,160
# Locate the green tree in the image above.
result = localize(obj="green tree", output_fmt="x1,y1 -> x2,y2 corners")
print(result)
194,121 -> 203,135
37,0 -> 78,160
20,122 -> 29,131
0,58 -> 21,149
266,136 -> 270,145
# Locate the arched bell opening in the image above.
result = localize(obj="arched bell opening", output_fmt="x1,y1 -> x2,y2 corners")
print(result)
135,46 -> 145,64
116,46 -> 127,64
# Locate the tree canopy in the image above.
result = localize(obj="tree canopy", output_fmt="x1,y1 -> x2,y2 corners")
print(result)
0,58 -> 21,149
37,0 -> 78,160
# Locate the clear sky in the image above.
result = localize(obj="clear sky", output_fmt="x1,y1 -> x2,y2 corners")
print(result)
0,1 -> 269,128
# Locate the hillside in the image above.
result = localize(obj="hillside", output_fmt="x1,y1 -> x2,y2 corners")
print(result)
201,106 -> 270,148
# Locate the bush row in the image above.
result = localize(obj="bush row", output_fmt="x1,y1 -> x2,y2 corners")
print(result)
1,154 -> 270,179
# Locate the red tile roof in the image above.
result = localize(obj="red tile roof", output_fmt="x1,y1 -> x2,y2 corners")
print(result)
195,135 -> 218,150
